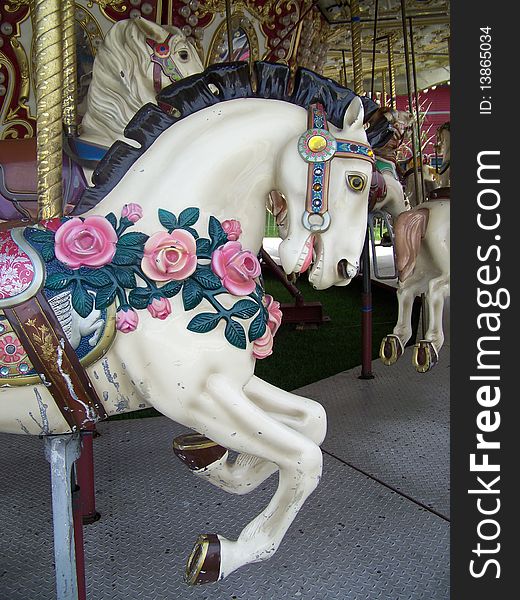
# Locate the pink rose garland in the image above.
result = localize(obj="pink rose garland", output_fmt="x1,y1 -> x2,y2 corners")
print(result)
54,216 -> 117,269
141,229 -> 197,282
116,307 -> 139,333
221,219 -> 242,241
211,241 -> 261,296
147,296 -> 172,320
253,294 -> 283,360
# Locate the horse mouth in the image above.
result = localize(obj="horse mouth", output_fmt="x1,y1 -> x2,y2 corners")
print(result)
294,235 -> 315,274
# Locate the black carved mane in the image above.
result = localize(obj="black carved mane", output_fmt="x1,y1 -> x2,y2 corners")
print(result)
74,62 -> 392,214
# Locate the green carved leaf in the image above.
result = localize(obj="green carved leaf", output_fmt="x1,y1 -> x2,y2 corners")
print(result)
178,207 -> 199,228
232,299 -> 260,319
112,247 -> 136,266
248,311 -> 267,342
28,228 -> 55,243
95,284 -> 117,310
117,232 -> 149,247
45,272 -> 72,291
224,319 -> 247,350
81,269 -> 113,288
160,280 -> 183,298
191,267 -> 221,290
113,268 -> 137,289
72,281 -> 94,318
196,238 -> 211,256
40,243 -> 55,263
106,213 -> 117,230
182,278 -> 203,311
158,208 -> 177,232
187,312 -> 222,334
208,216 -> 228,249
128,287 -> 153,310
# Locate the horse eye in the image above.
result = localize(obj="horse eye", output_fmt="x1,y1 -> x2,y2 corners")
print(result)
348,175 -> 365,191
178,49 -> 189,61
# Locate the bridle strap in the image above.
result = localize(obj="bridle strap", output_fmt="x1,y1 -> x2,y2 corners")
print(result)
299,103 -> 375,232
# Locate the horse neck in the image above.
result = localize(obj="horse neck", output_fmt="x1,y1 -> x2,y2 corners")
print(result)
86,99 -> 305,252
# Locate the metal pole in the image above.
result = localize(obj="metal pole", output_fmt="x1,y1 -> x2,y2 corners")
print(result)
341,49 -> 348,87
387,35 -> 396,108
61,0 -> 78,138
400,0 -> 420,205
370,0 -> 379,100
381,68 -> 387,106
408,17 -> 426,203
34,0 -> 63,221
350,0 -> 364,95
225,0 -> 233,61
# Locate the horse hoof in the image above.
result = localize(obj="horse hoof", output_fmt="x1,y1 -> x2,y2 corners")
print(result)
186,534 -> 221,585
380,335 -> 403,366
173,432 -> 227,471
413,340 -> 439,373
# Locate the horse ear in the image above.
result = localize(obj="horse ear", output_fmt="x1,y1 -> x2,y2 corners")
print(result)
134,16 -> 168,43
342,96 -> 364,132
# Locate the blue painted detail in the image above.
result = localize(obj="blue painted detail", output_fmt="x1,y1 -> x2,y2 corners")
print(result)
72,139 -> 109,162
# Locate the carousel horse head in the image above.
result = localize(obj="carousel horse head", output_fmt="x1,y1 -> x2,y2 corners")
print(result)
272,98 -> 375,289
80,17 -> 203,145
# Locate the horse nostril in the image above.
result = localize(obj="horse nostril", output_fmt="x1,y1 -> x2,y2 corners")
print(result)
337,259 -> 357,279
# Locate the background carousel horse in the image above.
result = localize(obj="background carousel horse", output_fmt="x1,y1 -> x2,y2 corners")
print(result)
0,17 -> 203,222
434,121 -> 450,188
380,199 -> 450,372
1,62 -> 391,584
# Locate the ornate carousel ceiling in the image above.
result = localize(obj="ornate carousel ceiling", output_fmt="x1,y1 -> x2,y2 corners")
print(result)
0,0 -> 450,140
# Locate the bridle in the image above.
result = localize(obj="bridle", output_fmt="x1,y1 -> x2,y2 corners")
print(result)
146,35 -> 185,94
298,103 -> 375,232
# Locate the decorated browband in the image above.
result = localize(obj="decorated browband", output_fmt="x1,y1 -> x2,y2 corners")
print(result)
147,35 -> 184,93
298,103 -> 375,232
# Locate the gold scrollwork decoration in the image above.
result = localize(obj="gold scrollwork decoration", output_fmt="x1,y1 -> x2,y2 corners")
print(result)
202,0 -> 272,25
4,0 -> 31,12
207,11 -> 259,67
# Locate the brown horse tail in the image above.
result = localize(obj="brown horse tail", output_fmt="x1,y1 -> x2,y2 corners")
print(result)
394,207 -> 429,282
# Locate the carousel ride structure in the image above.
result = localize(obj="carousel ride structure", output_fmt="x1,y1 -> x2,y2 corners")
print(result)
0,60 -> 393,587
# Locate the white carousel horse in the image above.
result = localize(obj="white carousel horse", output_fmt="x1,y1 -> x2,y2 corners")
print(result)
0,17 -> 203,223
0,63 -> 383,584
380,199 -> 450,372
434,121 -> 450,188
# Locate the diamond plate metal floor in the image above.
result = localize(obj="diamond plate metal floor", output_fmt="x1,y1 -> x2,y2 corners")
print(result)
0,352 -> 449,600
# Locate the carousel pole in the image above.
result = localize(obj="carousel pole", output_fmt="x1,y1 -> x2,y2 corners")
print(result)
34,2 -> 85,598
387,34 -> 396,109
408,16 -> 426,201
225,0 -> 234,60
350,0 -> 373,380
399,0 -> 421,204
370,0 -> 379,100
381,68 -> 387,106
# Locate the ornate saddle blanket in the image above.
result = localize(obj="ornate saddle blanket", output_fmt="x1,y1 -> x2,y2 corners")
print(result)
0,227 -> 115,386
0,137 -> 89,221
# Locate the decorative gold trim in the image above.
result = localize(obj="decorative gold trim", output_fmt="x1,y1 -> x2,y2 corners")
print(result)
173,434 -> 219,452
0,304 -> 116,387
185,535 -> 210,585
207,11 -> 259,67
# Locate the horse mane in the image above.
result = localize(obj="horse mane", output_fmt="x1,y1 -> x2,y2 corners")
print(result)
394,208 -> 429,282
75,61 -> 393,214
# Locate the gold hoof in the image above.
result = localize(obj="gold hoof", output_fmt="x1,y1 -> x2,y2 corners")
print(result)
173,433 -> 227,471
186,534 -> 221,585
412,340 -> 439,373
380,335 -> 403,366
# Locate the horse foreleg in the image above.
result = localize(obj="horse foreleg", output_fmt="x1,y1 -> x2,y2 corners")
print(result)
413,275 -> 449,372
185,373 -> 323,584
380,279 -> 420,365
173,376 -> 326,495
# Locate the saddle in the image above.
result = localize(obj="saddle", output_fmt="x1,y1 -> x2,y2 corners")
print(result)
0,226 -> 108,431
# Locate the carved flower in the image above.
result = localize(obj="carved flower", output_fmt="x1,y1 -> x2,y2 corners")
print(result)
252,295 -> 283,360
211,241 -> 261,296
116,306 -> 139,333
0,335 -> 25,364
141,230 -> 197,282
54,216 -> 117,269
221,219 -> 242,241
121,203 -> 143,223
147,296 -> 172,320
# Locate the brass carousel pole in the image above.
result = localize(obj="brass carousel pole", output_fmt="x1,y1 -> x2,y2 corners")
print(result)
381,68 -> 387,106
409,16 -> 426,202
34,0 -> 63,221
351,0 -> 374,380
225,0 -> 234,61
387,34 -> 396,109
62,0 -> 78,138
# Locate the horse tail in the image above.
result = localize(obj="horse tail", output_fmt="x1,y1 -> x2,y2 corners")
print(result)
394,207 -> 429,282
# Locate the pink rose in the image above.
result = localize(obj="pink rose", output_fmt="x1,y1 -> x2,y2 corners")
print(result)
141,229 -> 197,282
116,307 -> 139,333
211,241 -> 261,296
221,219 -> 242,241
54,216 -> 117,269
147,296 -> 172,320
252,295 -> 283,360
121,203 -> 143,223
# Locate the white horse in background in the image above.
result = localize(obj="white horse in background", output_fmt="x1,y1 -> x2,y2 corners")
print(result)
80,17 -> 204,149
434,121 -> 450,188
380,200 -> 450,372
1,64 -> 382,584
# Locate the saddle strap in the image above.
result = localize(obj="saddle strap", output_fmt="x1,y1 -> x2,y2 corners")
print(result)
3,291 -> 107,431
